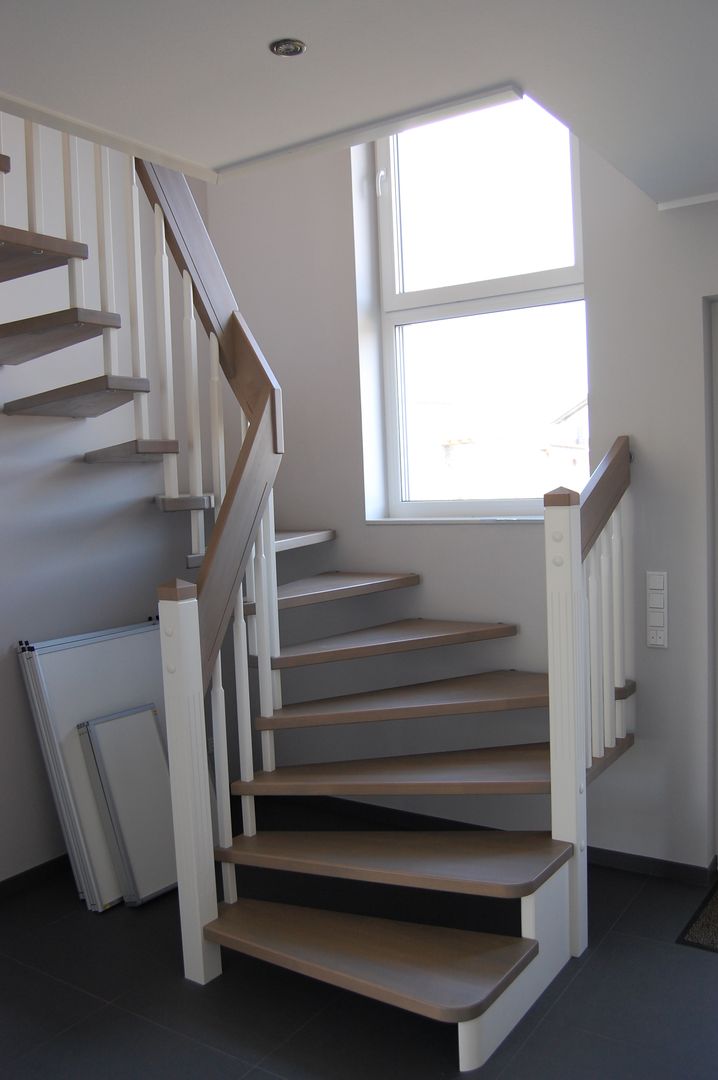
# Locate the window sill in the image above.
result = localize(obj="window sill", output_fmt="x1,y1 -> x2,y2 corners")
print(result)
365,516 -> 544,525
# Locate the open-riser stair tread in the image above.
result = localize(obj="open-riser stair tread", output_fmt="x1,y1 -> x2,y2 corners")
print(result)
3,374 -> 150,417
249,618 -> 518,670
0,308 -> 121,366
217,830 -> 573,898
274,528 -> 336,551
586,733 -> 635,783
156,493 -> 214,511
204,897 -> 538,1022
244,570 -> 420,615
84,438 -> 180,463
0,223 -> 88,283
0,154 -> 10,174
257,669 -> 548,730
233,743 -> 551,796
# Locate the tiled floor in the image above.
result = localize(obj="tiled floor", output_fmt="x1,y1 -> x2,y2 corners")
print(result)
0,862 -> 716,1079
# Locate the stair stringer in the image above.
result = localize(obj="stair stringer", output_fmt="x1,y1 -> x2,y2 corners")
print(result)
457,860 -> 570,1071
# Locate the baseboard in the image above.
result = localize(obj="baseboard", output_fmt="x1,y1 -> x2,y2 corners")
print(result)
588,846 -> 718,887
0,853 -> 71,900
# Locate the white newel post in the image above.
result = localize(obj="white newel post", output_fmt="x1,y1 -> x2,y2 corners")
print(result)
158,579 -> 221,984
544,488 -> 588,957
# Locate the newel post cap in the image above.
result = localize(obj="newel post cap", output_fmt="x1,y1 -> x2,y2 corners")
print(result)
157,579 -> 198,602
544,486 -> 580,508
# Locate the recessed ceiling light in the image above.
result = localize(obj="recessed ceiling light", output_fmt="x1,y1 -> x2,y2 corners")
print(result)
269,38 -> 307,57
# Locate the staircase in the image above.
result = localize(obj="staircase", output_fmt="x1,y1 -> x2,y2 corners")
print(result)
1,115 -> 636,1073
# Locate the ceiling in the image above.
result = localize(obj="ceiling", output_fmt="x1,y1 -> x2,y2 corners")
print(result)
1,0 -> 717,204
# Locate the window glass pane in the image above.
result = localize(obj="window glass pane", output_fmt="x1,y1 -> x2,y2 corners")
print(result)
398,301 -> 588,502
395,98 -> 575,294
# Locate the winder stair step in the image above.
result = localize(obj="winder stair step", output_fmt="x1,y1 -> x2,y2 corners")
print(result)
249,618 -> 517,669
0,308 -> 121,366
257,669 -> 548,730
243,570 -> 420,615
233,743 -> 551,796
0,223 -> 88,283
274,528 -> 336,551
3,374 -> 149,418
216,830 -> 573,898
84,439 -> 180,464
204,898 -> 537,1023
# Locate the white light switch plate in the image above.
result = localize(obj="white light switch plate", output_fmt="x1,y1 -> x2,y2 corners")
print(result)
646,570 -> 668,648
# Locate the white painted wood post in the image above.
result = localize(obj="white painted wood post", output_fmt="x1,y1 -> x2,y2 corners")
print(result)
94,144 -> 119,375
600,528 -> 616,748
612,504 -> 627,739
254,517 -> 276,772
587,546 -> 605,760
24,120 -> 44,233
544,488 -> 588,957
126,157 -> 150,440
182,271 -> 205,556
154,206 -> 179,498
158,579 -> 221,984
263,494 -> 283,710
62,133 -> 87,309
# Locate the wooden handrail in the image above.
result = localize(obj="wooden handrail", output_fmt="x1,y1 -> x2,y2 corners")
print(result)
137,159 -> 283,688
544,436 -> 631,562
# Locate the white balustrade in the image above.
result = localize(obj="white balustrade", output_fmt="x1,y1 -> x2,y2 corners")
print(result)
24,120 -> 44,233
126,157 -> 149,439
94,144 -> 119,375
154,205 -> 179,497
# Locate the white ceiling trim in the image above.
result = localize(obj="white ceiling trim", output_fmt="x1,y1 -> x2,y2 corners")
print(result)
658,191 -> 718,212
216,82 -> 523,180
0,91 -> 220,183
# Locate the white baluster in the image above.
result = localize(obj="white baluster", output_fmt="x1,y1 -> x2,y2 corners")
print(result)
612,504 -> 626,739
0,114 -> 8,226
587,546 -> 604,760
241,409 -> 259,655
158,580 -> 221,984
24,120 -> 44,233
210,654 -> 237,903
94,144 -> 119,375
263,494 -> 282,710
182,272 -> 205,556
209,334 -> 226,505
544,492 -> 588,956
154,206 -> 179,498
62,133 -> 86,308
234,584 -> 257,835
126,157 -> 149,439
581,561 -> 593,770
254,517 -> 276,772
600,528 -> 616,748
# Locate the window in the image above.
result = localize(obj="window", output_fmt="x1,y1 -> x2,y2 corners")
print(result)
371,94 -> 587,519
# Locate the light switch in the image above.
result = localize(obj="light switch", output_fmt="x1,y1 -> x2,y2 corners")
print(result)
646,570 -> 668,648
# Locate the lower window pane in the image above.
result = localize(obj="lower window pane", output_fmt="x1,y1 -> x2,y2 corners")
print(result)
398,301 -> 588,503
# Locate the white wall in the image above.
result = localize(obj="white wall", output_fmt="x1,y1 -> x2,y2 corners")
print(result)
0,116 -> 204,882
208,137 -> 718,868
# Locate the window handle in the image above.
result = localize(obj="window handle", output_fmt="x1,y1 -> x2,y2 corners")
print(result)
376,168 -> 387,198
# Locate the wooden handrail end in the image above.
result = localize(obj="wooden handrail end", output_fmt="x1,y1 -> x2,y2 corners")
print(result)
544,486 -> 580,508
158,579 -> 198,602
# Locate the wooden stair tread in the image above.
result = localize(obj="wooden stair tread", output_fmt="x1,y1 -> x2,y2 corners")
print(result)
3,374 -> 149,418
0,154 -> 10,174
587,733 -> 635,783
244,570 -> 420,615
257,670 -> 548,730
204,897 -> 537,1022
0,223 -> 88,283
217,830 -> 573,898
249,618 -> 517,670
156,493 -> 214,512
274,529 -> 336,551
0,308 -> 121,366
233,743 -> 551,796
84,439 -> 180,463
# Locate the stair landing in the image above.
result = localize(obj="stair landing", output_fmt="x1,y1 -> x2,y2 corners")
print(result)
204,897 -> 538,1023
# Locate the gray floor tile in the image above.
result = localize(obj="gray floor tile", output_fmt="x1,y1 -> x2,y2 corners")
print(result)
499,1020 -> 704,1079
586,865 -> 647,947
0,889 -> 182,1000
614,875 -> 711,942
0,954 -> 106,1065
542,931 -> 718,1072
4,1006 -> 252,1080
115,949 -> 332,1066
0,868 -> 80,951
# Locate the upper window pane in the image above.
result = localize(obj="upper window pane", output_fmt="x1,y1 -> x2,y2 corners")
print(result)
394,97 -> 575,294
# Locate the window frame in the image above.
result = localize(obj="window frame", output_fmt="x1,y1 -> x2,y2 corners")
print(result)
373,110 -> 585,520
